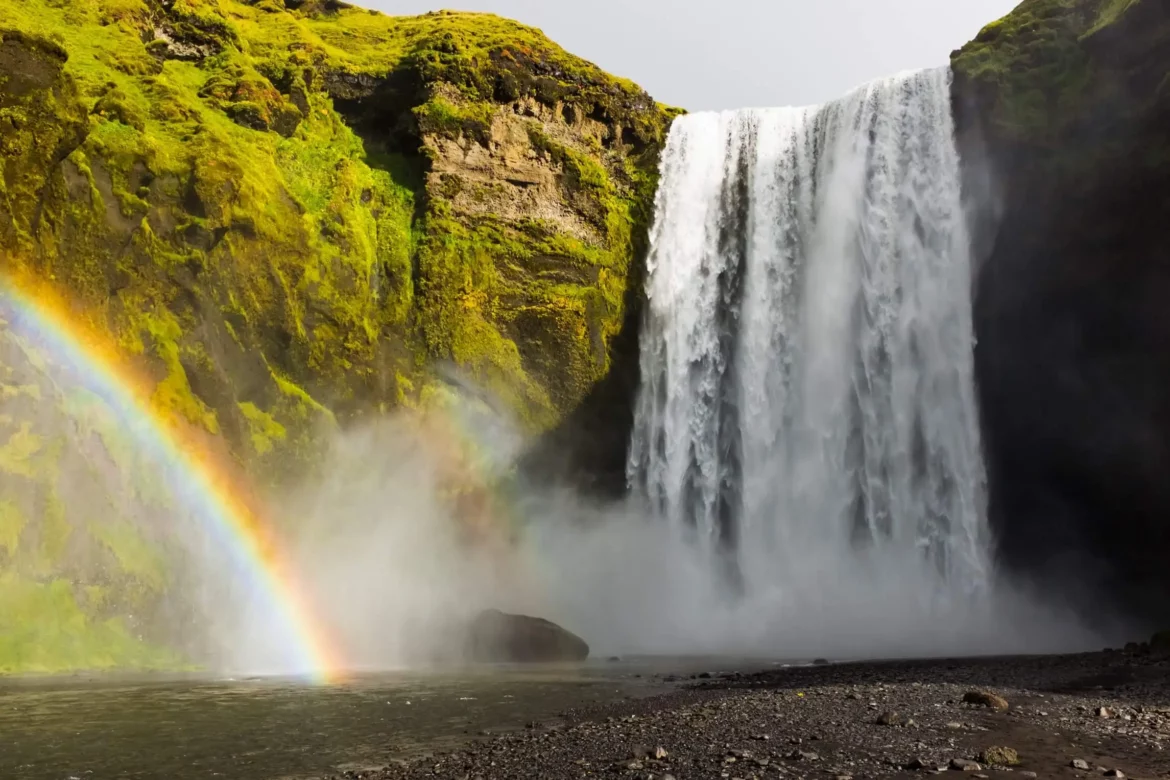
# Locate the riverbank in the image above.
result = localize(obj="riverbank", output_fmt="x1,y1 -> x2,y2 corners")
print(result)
332,649 -> 1170,780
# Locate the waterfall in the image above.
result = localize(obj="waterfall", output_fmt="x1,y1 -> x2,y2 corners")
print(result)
627,68 -> 990,612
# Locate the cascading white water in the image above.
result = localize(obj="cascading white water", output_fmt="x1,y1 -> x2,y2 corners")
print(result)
628,68 -> 990,616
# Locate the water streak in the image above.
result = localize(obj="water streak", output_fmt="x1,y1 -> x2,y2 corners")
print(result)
628,68 -> 989,615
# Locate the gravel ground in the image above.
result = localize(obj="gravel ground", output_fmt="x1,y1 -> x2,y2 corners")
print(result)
325,649 -> 1170,780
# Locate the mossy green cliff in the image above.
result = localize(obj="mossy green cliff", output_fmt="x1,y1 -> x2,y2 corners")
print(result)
951,0 -> 1170,626
0,0 -> 674,671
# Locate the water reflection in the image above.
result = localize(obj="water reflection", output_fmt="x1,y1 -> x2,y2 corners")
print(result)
0,659 -> 747,779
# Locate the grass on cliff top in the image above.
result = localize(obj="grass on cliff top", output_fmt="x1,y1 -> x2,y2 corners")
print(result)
951,0 -> 1154,139
951,0 -> 1094,137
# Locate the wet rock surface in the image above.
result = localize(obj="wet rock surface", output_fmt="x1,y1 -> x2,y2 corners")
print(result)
325,650 -> 1169,779
465,609 -> 590,663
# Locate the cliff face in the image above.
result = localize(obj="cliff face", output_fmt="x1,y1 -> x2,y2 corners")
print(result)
952,0 -> 1170,626
0,0 -> 672,671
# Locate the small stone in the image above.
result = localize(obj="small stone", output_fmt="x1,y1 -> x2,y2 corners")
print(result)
626,760 -> 644,770
1020,773 -> 1038,779
876,711 -> 905,726
945,722 -> 963,729
654,746 -> 669,760
1071,759 -> 1091,770
979,747 -> 1020,767
950,758 -> 982,771
1103,771 -> 1125,778
963,691 -> 1009,711
751,733 -> 770,741
1096,706 -> 1115,719
905,758 -> 928,770
848,692 -> 862,700
974,775 -> 990,779
787,750 -> 819,761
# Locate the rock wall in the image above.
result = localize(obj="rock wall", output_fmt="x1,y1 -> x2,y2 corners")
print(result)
0,0 -> 672,671
951,0 -> 1170,627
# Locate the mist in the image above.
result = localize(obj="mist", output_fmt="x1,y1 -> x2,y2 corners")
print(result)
201,376 -> 1111,677
0,301 -> 1120,679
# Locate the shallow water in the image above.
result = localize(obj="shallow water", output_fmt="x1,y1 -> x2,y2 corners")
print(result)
0,657 -> 772,780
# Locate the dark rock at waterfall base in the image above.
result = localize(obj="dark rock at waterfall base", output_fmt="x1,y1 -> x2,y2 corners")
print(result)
465,609 -> 589,663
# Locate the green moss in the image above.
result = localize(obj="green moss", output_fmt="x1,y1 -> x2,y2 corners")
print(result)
0,574 -> 177,674
0,0 -> 671,673
89,521 -> 168,593
414,94 -> 495,142
0,423 -> 44,478
238,400 -> 287,456
952,0 -> 1169,181
32,489 -> 72,576
952,0 -> 1095,139
0,499 -> 26,555
1085,0 -> 1141,36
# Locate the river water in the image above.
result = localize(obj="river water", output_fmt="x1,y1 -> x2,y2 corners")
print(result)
0,657 -> 769,780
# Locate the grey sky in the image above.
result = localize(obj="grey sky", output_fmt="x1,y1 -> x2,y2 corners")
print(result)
359,1 -> 1020,111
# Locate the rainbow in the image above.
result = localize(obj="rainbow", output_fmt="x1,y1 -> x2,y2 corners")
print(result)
0,272 -> 341,682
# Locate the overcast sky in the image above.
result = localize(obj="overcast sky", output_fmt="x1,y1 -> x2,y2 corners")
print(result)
359,1 -> 1020,111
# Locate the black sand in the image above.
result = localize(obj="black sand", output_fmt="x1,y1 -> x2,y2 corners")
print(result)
325,650 -> 1170,780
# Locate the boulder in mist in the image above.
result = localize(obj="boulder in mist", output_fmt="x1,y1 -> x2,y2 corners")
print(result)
465,609 -> 589,663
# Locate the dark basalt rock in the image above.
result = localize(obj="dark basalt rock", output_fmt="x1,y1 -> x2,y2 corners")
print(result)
951,0 -> 1170,630
465,609 -> 590,663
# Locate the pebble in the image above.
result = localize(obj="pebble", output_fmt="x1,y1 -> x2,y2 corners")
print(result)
950,758 -> 982,771
962,691 -> 1010,711
1071,758 -> 1091,770
347,653 -> 1170,780
787,749 -> 819,761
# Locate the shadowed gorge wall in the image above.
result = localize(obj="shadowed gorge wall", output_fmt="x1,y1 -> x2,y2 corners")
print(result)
951,0 -> 1170,627
0,0 -> 672,671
